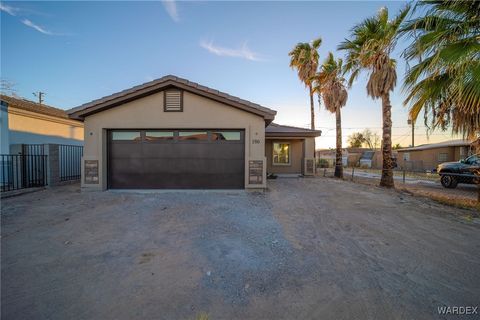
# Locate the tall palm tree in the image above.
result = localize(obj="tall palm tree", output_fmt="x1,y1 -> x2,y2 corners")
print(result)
313,52 -> 348,178
400,0 -> 480,140
289,38 -> 322,130
338,6 -> 410,188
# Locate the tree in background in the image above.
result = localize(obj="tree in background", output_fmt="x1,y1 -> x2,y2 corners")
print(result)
401,0 -> 480,140
348,132 -> 365,148
362,128 -> 381,149
313,52 -> 348,178
393,143 -> 402,150
339,6 -> 410,188
0,79 -> 17,96
347,129 -> 381,149
289,38 -> 322,130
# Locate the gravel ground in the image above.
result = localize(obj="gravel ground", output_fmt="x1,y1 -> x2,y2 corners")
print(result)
1,178 -> 480,320
322,168 -> 478,206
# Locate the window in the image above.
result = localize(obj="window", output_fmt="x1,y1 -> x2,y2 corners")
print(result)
465,155 -> 479,165
403,153 -> 410,161
211,131 -> 241,141
164,90 -> 183,112
438,153 -> 448,162
178,131 -> 208,140
273,143 -> 290,165
112,131 -> 141,141
145,131 -> 174,141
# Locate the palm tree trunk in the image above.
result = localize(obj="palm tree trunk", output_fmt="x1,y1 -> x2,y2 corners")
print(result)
334,107 -> 343,178
309,85 -> 315,130
380,93 -> 394,187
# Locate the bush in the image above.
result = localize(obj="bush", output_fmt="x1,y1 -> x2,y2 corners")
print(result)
317,159 -> 330,168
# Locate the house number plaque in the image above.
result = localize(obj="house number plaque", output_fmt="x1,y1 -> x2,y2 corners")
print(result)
84,160 -> 99,184
249,160 -> 263,184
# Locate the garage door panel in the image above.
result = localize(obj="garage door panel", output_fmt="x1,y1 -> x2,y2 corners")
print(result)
110,143 -> 143,158
109,172 -> 144,188
141,144 -> 177,158
108,130 -> 245,189
109,158 -> 143,173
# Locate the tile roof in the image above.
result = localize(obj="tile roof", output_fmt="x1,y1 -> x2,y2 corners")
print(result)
68,75 -> 277,120
1,94 -> 69,119
266,123 -> 322,137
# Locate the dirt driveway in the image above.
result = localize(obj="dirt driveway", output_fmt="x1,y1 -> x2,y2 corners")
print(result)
2,178 -> 479,320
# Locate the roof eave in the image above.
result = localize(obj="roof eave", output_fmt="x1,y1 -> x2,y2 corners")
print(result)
266,131 -> 322,138
67,78 -> 277,121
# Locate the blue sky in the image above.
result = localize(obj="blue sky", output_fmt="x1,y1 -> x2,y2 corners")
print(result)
1,1 -> 461,148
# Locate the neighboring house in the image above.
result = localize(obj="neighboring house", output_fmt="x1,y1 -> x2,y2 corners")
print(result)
316,147 -> 397,169
315,148 -> 348,167
396,139 -> 473,172
0,95 -> 84,154
0,95 -> 84,192
68,75 -> 321,190
316,148 -> 374,167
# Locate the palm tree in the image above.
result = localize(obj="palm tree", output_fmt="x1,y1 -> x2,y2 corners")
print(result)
338,6 -> 410,188
400,0 -> 480,140
313,52 -> 348,178
289,38 -> 322,130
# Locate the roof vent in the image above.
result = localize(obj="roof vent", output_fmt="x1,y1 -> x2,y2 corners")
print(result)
164,89 -> 183,112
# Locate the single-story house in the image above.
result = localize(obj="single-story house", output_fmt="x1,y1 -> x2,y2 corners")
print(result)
68,75 -> 321,190
314,148 -> 348,167
0,94 -> 84,154
396,139 -> 474,172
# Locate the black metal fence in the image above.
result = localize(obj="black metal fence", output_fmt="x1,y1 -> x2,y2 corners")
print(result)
22,144 -> 45,156
0,154 -> 48,192
59,145 -> 83,181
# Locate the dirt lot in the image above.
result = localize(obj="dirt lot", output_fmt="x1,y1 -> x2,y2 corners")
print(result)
2,178 -> 480,320
321,168 -> 479,208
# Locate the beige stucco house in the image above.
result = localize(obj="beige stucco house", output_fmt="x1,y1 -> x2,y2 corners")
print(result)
0,95 -> 84,154
396,139 -> 473,172
68,75 -> 321,190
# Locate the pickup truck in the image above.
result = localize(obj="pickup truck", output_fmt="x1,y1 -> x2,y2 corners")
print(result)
437,154 -> 479,188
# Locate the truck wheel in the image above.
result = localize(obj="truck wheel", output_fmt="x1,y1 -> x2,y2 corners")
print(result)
441,175 -> 458,188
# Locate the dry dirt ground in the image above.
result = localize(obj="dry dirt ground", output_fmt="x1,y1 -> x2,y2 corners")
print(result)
1,178 -> 480,320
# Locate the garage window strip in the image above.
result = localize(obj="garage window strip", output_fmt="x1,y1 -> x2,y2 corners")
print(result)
211,131 -> 241,141
178,131 -> 209,141
145,131 -> 175,141
111,131 -> 141,141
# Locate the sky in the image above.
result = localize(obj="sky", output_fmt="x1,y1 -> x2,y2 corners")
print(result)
0,0 -> 463,149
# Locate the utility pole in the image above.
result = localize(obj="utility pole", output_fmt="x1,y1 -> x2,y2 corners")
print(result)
33,91 -> 45,104
408,116 -> 415,147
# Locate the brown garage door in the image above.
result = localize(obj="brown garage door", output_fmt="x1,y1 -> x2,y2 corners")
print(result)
108,130 -> 245,189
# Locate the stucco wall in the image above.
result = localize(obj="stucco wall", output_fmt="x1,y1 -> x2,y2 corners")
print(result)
8,107 -> 83,146
1,102 -> 9,154
265,139 -> 303,174
304,137 -> 315,159
82,90 -> 267,190
397,147 -> 456,171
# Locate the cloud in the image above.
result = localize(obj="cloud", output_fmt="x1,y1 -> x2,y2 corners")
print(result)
21,19 -> 55,35
200,40 -> 264,61
161,0 -> 179,22
0,3 -> 18,16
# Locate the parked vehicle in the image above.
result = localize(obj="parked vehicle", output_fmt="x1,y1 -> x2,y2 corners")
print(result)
437,154 -> 479,188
